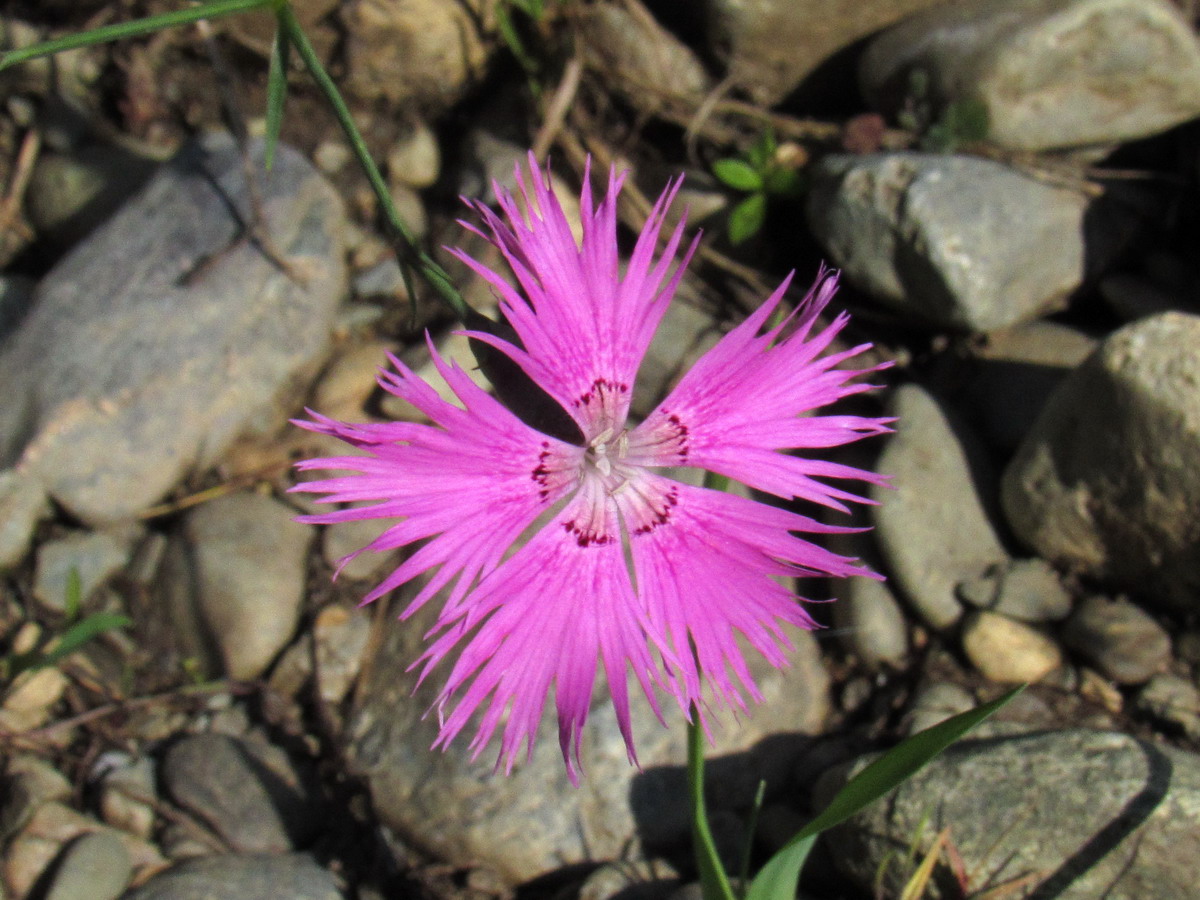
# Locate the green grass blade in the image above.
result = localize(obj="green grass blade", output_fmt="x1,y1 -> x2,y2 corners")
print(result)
0,0 -> 274,71
745,686 -> 1023,900
263,18 -> 290,170
276,4 -> 469,320
689,715 -> 738,900
39,613 -> 132,668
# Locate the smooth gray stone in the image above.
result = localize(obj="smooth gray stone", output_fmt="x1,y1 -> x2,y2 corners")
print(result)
121,853 -> 342,900
1001,312 -> 1200,612
45,830 -> 131,900
956,558 -> 1074,623
0,467 -> 48,571
807,152 -> 1120,331
162,492 -> 313,680
700,0 -> 945,105
161,733 -> 320,855
871,384 -> 1009,629
0,132 -> 346,525
823,730 -> 1200,900
1061,596 -> 1171,685
860,0 -> 1200,151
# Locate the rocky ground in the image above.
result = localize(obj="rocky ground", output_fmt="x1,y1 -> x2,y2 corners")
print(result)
2,1 -> 1200,899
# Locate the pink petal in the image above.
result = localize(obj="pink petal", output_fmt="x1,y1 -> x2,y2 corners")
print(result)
626,268 -> 892,507
291,345 -> 583,615
614,473 -> 874,732
449,153 -> 699,440
417,478 -> 669,784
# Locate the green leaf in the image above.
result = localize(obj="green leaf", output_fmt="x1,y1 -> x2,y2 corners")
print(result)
727,193 -> 766,245
0,0 -> 273,71
762,167 -> 803,198
745,686 -> 1023,900
747,128 -> 777,170
712,158 -> 763,192
944,97 -> 989,143
263,20 -> 290,171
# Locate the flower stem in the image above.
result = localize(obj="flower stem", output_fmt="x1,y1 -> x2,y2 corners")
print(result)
275,4 -> 469,320
688,712 -> 737,900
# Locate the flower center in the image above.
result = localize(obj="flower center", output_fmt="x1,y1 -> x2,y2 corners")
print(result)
585,426 -> 631,479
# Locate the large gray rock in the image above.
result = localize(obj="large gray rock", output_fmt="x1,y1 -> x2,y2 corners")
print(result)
861,0 -> 1200,151
348,580 -> 831,883
700,0 -> 945,106
871,384 -> 1009,629
1001,313 -> 1200,612
825,730 -> 1200,899
806,153 -> 1121,331
0,133 -> 346,525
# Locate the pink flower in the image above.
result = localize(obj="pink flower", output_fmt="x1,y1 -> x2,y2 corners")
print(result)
293,155 -> 889,783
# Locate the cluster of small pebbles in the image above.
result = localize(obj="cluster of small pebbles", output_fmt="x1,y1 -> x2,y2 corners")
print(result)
2,1 -> 1200,898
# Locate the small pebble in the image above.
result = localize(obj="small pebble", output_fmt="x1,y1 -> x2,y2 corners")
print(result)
1062,596 -> 1171,685
33,528 -> 137,613
313,605 -> 372,704
387,121 -> 440,189
956,558 -> 1073,623
905,682 -> 975,736
312,139 -> 352,175
961,611 -> 1062,683
44,830 -> 132,900
0,468 -> 49,571
95,754 -> 157,840
1137,674 -> 1200,739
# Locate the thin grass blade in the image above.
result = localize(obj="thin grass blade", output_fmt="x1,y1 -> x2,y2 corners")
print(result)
0,0 -> 273,71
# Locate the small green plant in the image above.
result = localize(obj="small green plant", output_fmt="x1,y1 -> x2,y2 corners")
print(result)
897,69 -> 989,153
711,129 -> 805,246
2,569 -> 131,684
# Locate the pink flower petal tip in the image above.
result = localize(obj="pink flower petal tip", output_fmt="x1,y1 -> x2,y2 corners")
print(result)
292,152 -> 891,785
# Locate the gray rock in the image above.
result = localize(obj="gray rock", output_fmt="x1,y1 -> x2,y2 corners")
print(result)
0,468 -> 49,571
33,528 -> 137,613
164,493 -> 313,680
700,0 -> 945,106
0,133 -> 346,524
860,0 -> 1200,152
956,558 -> 1073,623
1062,596 -> 1171,685
871,384 -> 1009,629
45,830 -> 131,900
904,682 -> 975,736
26,144 -> 157,248
161,733 -> 320,854
348,583 -> 830,883
960,611 -> 1062,684
95,754 -> 157,840
825,730 -> 1200,900
579,4 -> 711,109
0,274 -> 35,342
1137,674 -> 1200,740
1001,313 -> 1200,611
386,120 -> 440,190
122,853 -> 342,900
342,0 -> 496,110
832,574 -> 908,670
807,153 -> 1120,331
966,321 -> 1099,451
